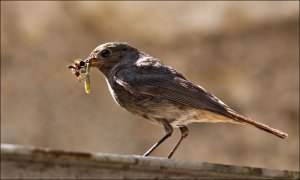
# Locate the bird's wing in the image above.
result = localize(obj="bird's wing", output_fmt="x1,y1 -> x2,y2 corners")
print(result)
114,64 -> 236,119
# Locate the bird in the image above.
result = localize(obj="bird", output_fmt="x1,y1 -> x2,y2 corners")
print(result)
68,42 -> 288,159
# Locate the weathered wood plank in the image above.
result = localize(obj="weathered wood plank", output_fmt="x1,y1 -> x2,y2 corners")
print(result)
1,144 -> 298,179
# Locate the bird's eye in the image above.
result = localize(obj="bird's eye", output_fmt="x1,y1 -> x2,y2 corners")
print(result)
101,49 -> 110,58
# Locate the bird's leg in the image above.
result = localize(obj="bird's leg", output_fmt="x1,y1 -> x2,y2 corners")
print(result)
143,120 -> 173,157
167,126 -> 189,159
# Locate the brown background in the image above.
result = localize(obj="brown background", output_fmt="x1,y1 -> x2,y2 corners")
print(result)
1,2 -> 299,171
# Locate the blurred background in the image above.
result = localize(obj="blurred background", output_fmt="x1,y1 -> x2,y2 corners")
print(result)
1,1 -> 299,171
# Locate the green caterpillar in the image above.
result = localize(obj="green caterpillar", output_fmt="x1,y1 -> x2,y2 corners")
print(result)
84,62 -> 91,94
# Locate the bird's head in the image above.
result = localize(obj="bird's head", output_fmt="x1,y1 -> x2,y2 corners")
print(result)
82,42 -> 140,76
67,42 -> 141,93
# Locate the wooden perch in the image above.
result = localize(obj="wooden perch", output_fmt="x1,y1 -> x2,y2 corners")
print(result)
1,144 -> 299,179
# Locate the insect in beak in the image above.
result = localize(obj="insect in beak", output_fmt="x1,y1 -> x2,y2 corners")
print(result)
68,59 -> 91,94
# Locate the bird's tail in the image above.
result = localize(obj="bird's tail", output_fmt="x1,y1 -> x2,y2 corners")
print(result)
227,110 -> 288,139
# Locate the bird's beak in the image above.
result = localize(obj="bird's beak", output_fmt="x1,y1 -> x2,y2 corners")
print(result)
84,57 -> 102,67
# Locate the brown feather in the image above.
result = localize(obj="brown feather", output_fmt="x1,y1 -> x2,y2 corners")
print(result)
226,109 -> 288,139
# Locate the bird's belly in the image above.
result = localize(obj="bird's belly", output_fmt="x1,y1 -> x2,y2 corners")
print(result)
167,109 -> 238,127
119,94 -> 236,127
109,82 -> 236,127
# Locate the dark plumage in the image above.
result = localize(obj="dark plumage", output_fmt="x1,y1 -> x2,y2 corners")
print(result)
68,42 -> 288,158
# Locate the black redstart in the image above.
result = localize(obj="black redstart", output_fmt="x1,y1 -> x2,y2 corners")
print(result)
68,42 -> 288,158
